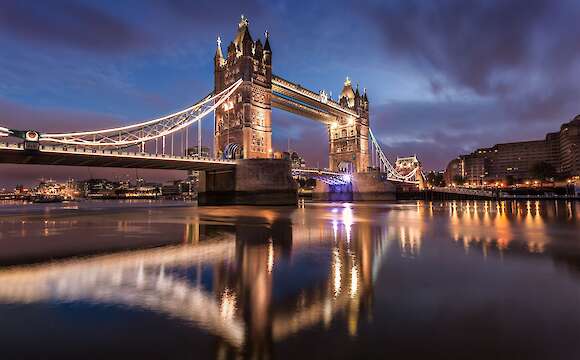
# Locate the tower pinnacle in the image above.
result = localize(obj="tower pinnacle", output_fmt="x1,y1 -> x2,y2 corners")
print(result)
264,30 -> 271,52
215,35 -> 224,59
239,14 -> 249,28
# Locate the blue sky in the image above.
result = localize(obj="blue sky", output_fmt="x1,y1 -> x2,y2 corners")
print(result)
1,0 -> 579,186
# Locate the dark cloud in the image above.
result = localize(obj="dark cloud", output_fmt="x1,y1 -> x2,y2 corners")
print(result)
369,98 -> 568,171
370,0 -> 580,122
160,0 -> 267,26
0,0 -> 150,53
0,98 -> 120,133
372,0 -> 547,94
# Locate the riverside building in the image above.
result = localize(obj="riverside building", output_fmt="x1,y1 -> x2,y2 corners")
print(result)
445,115 -> 580,184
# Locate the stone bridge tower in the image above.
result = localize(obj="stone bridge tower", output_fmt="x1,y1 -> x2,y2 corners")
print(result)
328,78 -> 370,172
214,16 -> 273,159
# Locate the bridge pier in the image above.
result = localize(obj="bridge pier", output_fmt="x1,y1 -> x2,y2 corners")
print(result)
198,159 -> 298,206
351,171 -> 396,201
311,170 -> 396,202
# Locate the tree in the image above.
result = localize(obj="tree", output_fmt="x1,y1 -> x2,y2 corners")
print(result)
530,161 -> 556,185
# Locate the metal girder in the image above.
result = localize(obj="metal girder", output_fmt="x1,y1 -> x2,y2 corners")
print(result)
292,168 -> 352,185
271,94 -> 336,124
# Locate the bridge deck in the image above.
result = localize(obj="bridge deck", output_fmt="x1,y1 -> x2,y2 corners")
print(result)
0,143 -> 236,171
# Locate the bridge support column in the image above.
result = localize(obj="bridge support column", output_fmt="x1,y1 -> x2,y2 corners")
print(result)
351,171 -> 396,201
198,159 -> 297,206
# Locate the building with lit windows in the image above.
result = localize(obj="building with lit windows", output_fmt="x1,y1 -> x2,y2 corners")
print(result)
445,115 -> 580,183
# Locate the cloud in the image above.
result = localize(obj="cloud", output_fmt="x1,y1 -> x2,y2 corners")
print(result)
369,97 -> 570,171
369,0 -> 580,123
0,0 -> 150,53
0,98 -> 120,133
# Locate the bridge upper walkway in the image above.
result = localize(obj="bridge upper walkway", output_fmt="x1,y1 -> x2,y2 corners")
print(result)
271,75 -> 359,124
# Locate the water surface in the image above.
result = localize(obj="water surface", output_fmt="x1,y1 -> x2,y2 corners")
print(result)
0,200 -> 579,359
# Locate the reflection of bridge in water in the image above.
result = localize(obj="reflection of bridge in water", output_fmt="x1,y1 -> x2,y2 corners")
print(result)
0,201 -> 577,357
0,239 -> 245,346
0,205 -> 388,357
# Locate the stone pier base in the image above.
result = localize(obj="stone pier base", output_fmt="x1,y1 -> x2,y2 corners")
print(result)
351,172 -> 396,201
310,171 -> 396,202
198,159 -> 298,206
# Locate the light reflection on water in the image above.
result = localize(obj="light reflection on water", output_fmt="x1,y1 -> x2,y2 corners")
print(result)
0,200 -> 578,359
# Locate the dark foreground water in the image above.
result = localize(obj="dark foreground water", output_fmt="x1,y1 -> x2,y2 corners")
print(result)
0,200 -> 579,359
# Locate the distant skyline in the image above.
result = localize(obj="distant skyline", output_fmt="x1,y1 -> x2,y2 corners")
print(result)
1,0 -> 579,186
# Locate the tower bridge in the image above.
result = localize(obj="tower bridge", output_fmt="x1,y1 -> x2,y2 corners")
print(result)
0,16 -> 424,203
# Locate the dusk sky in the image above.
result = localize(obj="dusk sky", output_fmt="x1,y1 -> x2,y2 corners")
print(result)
1,0 -> 579,186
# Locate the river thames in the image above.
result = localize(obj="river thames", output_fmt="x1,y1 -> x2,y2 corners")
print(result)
0,200 -> 579,359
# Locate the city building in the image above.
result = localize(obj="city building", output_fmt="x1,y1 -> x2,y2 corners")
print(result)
444,158 -> 464,185
445,115 -> 580,184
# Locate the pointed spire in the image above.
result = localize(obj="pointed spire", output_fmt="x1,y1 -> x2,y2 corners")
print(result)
254,39 -> 263,59
242,25 -> 253,44
239,14 -> 249,29
227,41 -> 236,54
355,83 -> 360,97
215,35 -> 223,59
264,30 -> 271,52
234,15 -> 252,49
344,76 -> 351,86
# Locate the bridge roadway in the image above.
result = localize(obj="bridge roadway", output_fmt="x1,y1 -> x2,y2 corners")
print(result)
0,142 -> 236,171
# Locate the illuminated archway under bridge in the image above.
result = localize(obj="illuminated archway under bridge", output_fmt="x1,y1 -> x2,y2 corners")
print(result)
292,168 -> 352,186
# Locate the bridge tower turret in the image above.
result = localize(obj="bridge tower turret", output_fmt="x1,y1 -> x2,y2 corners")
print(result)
328,78 -> 370,173
214,16 -> 273,159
